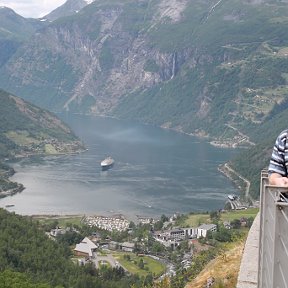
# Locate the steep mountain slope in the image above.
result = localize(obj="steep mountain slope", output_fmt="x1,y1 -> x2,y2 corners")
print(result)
0,7 -> 45,67
0,89 -> 83,160
0,7 -> 44,40
0,0 -> 287,138
0,89 -> 84,198
113,0 -> 288,139
1,0 -> 288,198
0,0 -> 182,113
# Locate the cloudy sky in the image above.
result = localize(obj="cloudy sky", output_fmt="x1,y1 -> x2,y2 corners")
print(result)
1,0 -> 67,18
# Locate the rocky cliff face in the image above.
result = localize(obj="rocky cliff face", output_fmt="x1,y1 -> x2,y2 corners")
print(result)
0,0 -> 194,114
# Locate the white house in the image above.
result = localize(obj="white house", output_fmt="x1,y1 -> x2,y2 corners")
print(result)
197,224 -> 217,238
50,227 -> 66,237
183,227 -> 198,239
154,227 -> 198,242
120,242 -> 135,252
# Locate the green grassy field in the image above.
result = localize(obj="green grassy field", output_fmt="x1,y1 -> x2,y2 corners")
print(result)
185,208 -> 259,227
113,252 -> 165,277
5,131 -> 39,146
44,144 -> 58,154
33,215 -> 84,227
185,214 -> 211,227
220,208 -> 259,222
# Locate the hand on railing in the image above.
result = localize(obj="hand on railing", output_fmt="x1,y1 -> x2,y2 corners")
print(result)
268,173 -> 288,187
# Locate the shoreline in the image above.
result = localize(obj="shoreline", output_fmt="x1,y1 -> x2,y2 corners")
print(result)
29,213 -> 152,224
0,141 -> 86,199
159,121 -> 255,149
105,113 -> 253,149
0,115 -> 252,214
0,184 -> 24,198
218,163 -> 253,204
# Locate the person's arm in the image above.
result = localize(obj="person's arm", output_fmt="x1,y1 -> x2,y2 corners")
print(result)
268,131 -> 288,186
269,172 -> 288,186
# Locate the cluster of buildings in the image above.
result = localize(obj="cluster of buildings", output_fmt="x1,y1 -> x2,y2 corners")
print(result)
73,237 -> 135,260
84,215 -> 130,232
61,216 -> 230,274
71,222 -> 219,260
137,216 -> 155,225
47,213 -> 232,272
13,137 -> 82,158
154,223 -> 217,249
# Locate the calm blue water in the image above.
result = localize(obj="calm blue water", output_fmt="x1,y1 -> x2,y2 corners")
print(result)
0,115 -> 239,219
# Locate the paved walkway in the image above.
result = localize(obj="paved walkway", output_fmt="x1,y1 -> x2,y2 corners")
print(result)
92,253 -> 119,269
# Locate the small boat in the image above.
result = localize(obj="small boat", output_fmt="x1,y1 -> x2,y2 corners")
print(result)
228,195 -> 236,201
100,157 -> 114,171
5,204 -> 15,208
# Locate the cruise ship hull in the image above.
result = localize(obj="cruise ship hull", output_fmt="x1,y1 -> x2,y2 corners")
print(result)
101,162 -> 114,171
101,157 -> 114,171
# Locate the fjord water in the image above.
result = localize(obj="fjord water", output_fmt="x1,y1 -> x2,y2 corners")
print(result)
1,115 -> 239,218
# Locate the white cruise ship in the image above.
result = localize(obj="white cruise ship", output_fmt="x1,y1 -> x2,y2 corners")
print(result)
100,156 -> 114,171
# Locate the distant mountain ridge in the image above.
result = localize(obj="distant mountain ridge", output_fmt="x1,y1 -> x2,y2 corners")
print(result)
42,0 -> 94,21
1,0 -> 287,132
0,7 -> 44,39
1,0 -> 288,198
0,7 -> 45,67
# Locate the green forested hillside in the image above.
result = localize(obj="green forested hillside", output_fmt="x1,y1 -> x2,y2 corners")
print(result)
230,109 -> 288,199
0,209 -> 72,287
0,208 -> 151,288
0,89 -> 82,160
113,0 -> 288,140
0,89 -> 84,198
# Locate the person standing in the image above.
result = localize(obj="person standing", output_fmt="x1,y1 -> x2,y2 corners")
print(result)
268,129 -> 288,186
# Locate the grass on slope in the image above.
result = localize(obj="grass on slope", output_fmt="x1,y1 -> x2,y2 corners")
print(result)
220,208 -> 259,222
184,208 -> 259,227
186,240 -> 245,288
5,131 -> 40,146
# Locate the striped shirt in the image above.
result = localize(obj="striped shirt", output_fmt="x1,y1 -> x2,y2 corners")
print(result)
269,130 -> 288,176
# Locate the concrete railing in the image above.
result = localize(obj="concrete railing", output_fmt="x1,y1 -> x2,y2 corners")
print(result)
237,212 -> 259,288
258,170 -> 288,288
237,170 -> 288,288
